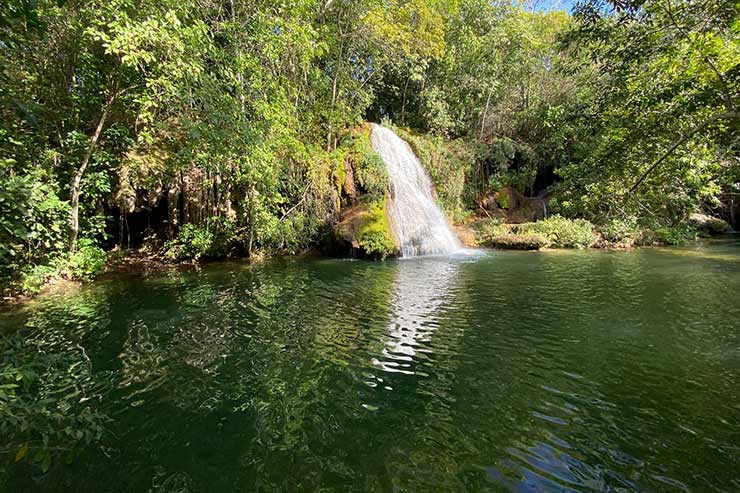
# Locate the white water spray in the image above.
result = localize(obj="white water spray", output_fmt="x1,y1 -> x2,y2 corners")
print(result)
370,124 -> 461,257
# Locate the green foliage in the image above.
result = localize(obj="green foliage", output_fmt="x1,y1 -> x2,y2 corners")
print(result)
18,265 -> 57,295
164,218 -> 240,261
56,239 -> 107,281
487,233 -> 548,250
637,224 -> 699,246
0,329 -> 106,473
559,0 -> 740,222
517,215 -> 596,248
597,217 -> 640,245
355,200 -> 396,259
0,169 -> 69,279
474,218 -> 509,239
393,126 -> 477,221
475,219 -> 547,250
347,128 -> 388,200
477,216 -> 597,249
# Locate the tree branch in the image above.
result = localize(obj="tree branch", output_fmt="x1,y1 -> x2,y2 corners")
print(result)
628,111 -> 737,194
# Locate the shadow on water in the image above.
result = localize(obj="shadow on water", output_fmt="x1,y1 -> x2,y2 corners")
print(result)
1,240 -> 740,492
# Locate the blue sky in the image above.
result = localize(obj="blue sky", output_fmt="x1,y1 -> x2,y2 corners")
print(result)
518,0 -> 579,13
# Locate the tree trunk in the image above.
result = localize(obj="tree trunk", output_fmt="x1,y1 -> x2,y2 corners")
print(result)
479,87 -> 493,141
69,103 -> 111,253
246,184 -> 255,257
327,56 -> 341,152
400,76 -> 410,125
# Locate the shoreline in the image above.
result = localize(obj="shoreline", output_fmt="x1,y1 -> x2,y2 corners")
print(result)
4,235 -> 737,307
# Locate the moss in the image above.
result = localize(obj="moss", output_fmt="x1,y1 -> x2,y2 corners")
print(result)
355,199 -> 396,259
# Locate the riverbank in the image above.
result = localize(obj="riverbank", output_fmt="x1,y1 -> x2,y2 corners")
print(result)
3,223 -> 733,307
465,214 -> 732,251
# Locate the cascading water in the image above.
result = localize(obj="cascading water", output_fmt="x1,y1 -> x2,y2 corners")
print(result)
370,123 -> 461,257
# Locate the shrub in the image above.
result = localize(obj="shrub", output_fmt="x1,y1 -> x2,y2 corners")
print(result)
517,215 -> 596,248
0,171 -> 69,279
164,217 -> 239,261
57,239 -> 107,281
486,233 -> 548,250
19,265 -> 57,294
474,218 -> 509,241
653,225 -> 698,245
597,217 -> 639,245
475,219 -> 548,250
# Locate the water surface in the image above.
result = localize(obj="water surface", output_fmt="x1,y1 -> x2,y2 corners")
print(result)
2,239 -> 740,492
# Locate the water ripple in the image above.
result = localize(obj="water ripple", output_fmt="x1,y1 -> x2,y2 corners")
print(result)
1,243 -> 739,491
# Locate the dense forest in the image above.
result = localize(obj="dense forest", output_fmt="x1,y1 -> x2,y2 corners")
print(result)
1,0 -> 739,291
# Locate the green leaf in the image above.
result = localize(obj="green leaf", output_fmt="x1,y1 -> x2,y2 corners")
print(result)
15,442 -> 29,462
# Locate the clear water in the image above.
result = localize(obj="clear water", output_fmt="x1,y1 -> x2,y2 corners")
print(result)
2,239 -> 740,492
370,124 -> 461,257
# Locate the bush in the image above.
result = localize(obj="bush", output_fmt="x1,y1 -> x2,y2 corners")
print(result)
517,215 -> 596,248
475,219 -> 548,250
57,240 -> 107,281
474,218 -> 509,240
164,217 -> 239,261
19,265 -> 57,294
0,171 -> 69,279
597,217 -> 639,245
653,225 -> 698,246
487,233 -> 548,250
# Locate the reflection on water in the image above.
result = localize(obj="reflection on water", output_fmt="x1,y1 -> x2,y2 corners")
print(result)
1,241 -> 740,492
374,258 -> 460,374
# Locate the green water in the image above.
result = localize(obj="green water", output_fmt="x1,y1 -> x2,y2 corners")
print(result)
2,240 -> 740,492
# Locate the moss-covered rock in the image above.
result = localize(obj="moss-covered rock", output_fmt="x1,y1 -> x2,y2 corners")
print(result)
688,213 -> 729,235
330,199 -> 398,259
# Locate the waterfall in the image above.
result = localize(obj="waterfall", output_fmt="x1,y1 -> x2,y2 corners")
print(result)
370,123 -> 461,257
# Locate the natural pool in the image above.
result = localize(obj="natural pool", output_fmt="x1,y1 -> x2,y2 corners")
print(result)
2,239 -> 739,492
